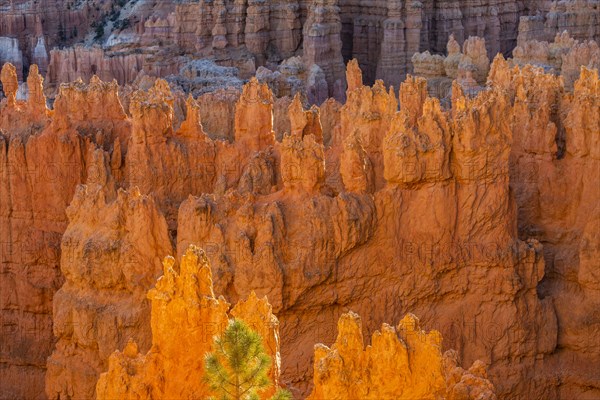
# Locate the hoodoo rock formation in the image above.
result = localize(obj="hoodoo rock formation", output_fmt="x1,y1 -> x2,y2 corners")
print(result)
0,45 -> 599,400
308,312 -> 497,399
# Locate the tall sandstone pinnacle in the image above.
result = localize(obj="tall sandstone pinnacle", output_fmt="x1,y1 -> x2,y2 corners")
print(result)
0,63 -> 18,107
95,245 -> 283,400
303,0 -> 346,98
234,77 -> 276,153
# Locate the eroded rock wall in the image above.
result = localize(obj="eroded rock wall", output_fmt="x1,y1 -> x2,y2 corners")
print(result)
4,0 -> 584,99
0,58 -> 598,399
0,67 -> 122,399
45,184 -> 173,399
490,60 -> 600,399
0,0 -> 114,77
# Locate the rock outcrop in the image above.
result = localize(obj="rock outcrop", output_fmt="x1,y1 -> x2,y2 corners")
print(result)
95,245 -> 282,400
512,31 -> 600,88
412,33 -> 599,98
234,77 -> 276,153
493,61 -> 600,400
1,62 -> 18,107
308,312 -> 497,399
125,79 -> 217,225
412,35 -> 492,98
0,66 -> 108,399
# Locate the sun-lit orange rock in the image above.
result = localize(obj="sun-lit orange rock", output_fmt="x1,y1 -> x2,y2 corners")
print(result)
95,245 -> 283,400
0,54 -> 599,399
308,312 -> 496,400
0,63 -> 18,107
235,77 -> 275,152
26,64 -> 48,117
288,93 -> 324,144
340,77 -> 397,189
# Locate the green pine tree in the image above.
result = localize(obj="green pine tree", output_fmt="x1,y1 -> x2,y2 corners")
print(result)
204,319 -> 292,400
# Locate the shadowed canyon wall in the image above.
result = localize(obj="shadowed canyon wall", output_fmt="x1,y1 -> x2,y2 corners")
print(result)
1,0 -> 599,99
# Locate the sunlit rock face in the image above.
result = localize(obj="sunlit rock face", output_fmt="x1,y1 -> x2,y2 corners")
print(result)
95,245 -> 282,400
308,312 -> 497,400
45,184 -> 173,400
0,50 -> 599,400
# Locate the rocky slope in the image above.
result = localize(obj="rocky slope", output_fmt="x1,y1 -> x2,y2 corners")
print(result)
0,54 -> 598,400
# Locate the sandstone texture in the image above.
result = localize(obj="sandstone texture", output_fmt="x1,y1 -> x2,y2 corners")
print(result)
0,49 -> 598,400
45,183 -> 172,400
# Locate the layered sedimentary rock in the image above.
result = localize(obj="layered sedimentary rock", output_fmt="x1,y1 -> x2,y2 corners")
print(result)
95,245 -> 282,399
1,57 -> 599,400
309,312 -> 496,399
